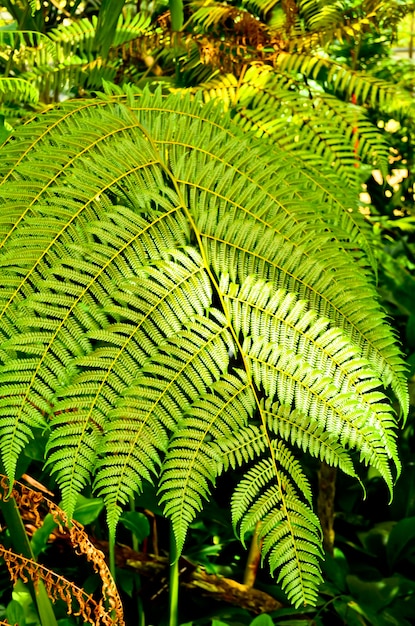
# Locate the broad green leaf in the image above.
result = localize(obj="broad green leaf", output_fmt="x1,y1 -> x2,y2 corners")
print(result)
119,511 -> 150,544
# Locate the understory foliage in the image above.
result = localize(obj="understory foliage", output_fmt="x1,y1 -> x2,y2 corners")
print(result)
1,0 -> 414,189
0,85 -> 408,608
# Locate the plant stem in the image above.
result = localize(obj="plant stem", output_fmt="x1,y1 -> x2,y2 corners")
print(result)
0,480 -> 59,626
169,525 -> 179,626
317,462 -> 337,555
138,596 -> 145,626
169,0 -> 183,32
243,521 -> 262,587
129,495 -> 139,553
109,530 -> 116,581
169,0 -> 183,84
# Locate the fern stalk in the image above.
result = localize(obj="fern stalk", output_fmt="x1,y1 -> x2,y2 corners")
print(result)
129,496 -> 139,553
317,463 -> 337,555
169,0 -> 184,82
243,521 -> 262,587
169,0 -> 184,31
109,527 -> 116,583
169,524 -> 179,626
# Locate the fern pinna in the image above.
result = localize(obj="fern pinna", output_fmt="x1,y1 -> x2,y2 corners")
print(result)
0,88 -> 407,607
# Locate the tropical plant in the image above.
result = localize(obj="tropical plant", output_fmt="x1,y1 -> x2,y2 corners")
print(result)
0,83 -> 408,614
1,0 -> 414,202
0,8 -> 156,112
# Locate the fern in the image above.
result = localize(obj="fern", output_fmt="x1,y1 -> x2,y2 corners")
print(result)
231,443 -> 323,607
197,66 -> 392,182
179,1 -> 413,182
0,13 -> 155,106
0,87 -> 407,607
0,78 -> 38,105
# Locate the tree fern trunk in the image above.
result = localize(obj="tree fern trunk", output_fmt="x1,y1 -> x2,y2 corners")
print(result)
317,463 -> 337,555
243,521 -> 262,587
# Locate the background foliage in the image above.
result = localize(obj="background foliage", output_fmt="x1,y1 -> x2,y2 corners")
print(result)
0,1 -> 414,625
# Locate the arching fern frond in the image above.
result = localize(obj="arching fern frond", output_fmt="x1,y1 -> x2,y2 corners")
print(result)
1,14 -> 155,105
0,87 -> 407,607
198,65 -> 391,182
159,371 -> 256,551
274,52 -> 415,119
298,0 -> 344,31
264,401 -> 358,478
0,29 -> 56,57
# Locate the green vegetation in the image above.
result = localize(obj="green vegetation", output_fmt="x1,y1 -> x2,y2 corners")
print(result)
0,1 -> 413,625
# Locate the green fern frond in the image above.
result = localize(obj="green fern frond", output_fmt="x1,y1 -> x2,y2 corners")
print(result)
202,200 -> 407,413
0,78 -> 38,104
0,29 -> 55,57
191,1 -> 253,30
249,336 -> 397,492
112,11 -> 154,47
231,442 -> 323,607
0,87 -> 407,606
280,0 -> 410,51
221,275 -> 400,484
45,244 -> 209,516
47,13 -> 153,56
212,423 -> 267,471
274,52 -> 415,118
159,372 -> 255,551
236,0 -> 280,19
300,0 -> 342,26
159,430 -> 218,552
96,311 -> 234,539
264,402 -> 358,478
1,14 -> 154,104
199,65 -> 390,181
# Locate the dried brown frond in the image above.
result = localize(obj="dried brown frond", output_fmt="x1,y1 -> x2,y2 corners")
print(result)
0,547 -> 120,626
0,476 -> 124,626
111,4 -> 283,76
21,473 -> 55,497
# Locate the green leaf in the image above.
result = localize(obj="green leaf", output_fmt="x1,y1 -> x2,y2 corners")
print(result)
72,494 -> 104,526
170,0 -> 184,31
114,569 -> 140,598
11,581 -> 40,626
6,599 -> 26,626
30,514 -> 57,559
94,0 -> 127,57
119,511 -> 150,543
321,548 -> 349,593
386,517 -> 415,568
249,615 -> 274,626
333,598 -> 367,626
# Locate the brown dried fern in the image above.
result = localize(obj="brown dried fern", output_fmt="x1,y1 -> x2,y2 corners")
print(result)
0,548 -> 118,626
0,477 -> 124,626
